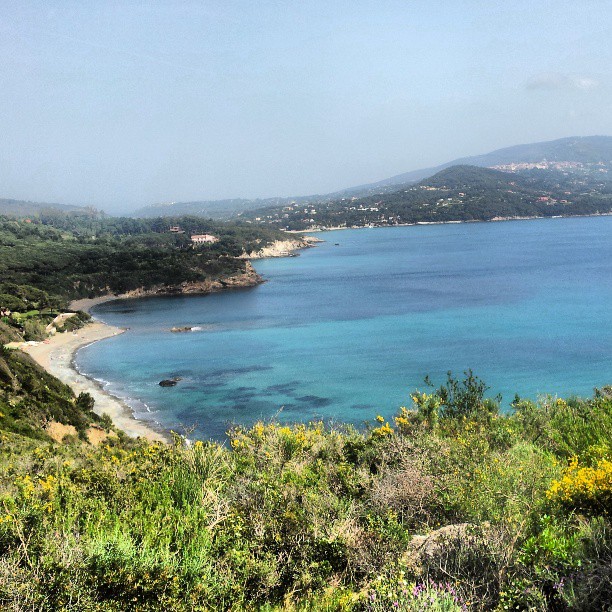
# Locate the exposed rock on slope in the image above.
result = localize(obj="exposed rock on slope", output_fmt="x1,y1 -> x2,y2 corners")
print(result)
241,236 -> 321,259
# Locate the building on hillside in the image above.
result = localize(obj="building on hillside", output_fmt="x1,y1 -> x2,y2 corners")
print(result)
191,234 -> 219,244
169,226 -> 185,234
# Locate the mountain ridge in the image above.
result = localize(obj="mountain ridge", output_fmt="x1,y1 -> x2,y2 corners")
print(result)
360,135 -> 612,188
0,198 -> 97,218
131,135 -> 612,219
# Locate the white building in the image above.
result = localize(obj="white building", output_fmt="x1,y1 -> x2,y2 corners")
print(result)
191,234 -> 219,244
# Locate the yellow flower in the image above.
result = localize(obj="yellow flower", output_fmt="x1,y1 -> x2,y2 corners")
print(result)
547,455 -> 612,510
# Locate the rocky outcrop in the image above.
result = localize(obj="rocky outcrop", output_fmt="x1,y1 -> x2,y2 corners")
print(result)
119,262 -> 263,299
401,523 -> 492,574
241,236 -> 322,259
159,377 -> 181,387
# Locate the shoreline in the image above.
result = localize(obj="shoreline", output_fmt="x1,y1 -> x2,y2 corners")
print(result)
59,240 -> 317,442
284,210 -> 612,233
22,322 -> 168,442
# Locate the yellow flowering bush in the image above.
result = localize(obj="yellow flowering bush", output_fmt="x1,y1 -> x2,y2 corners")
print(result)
547,456 -> 612,514
370,421 -> 394,438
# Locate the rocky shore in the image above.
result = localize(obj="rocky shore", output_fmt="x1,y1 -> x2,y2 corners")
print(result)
70,262 -> 262,312
241,236 -> 322,259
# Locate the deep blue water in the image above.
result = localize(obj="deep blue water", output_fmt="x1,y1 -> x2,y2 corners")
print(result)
76,217 -> 612,440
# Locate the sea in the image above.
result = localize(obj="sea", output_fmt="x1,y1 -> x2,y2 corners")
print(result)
75,216 -> 612,440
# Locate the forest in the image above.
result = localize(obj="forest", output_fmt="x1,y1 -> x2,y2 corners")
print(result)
0,214 -> 290,301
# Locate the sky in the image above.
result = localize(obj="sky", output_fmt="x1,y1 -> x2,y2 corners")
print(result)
1,1 -> 611,213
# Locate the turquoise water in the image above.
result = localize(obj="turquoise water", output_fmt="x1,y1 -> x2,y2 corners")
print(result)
76,217 -> 612,440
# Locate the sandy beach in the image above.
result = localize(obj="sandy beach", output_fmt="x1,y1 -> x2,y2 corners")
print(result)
21,321 -> 168,442
70,294 -> 121,313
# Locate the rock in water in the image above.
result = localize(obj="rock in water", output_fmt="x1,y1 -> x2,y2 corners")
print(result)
159,379 -> 178,387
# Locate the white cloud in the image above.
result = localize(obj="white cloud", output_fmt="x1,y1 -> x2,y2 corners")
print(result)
525,72 -> 599,91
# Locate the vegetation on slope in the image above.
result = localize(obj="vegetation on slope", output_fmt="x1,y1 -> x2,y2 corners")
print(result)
0,371 -> 610,610
0,214 -> 293,302
0,284 -> 98,441
244,165 -> 612,230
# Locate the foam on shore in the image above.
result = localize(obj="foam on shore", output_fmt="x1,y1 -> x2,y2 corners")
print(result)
21,321 -> 168,443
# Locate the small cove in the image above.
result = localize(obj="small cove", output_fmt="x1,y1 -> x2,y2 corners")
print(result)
76,216 -> 612,440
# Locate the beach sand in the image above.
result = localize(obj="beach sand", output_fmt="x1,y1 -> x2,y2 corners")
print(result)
22,321 -> 168,443
70,295 -> 121,313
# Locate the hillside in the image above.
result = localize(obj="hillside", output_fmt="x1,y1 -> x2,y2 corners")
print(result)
363,135 -> 612,188
0,362 -> 610,609
0,213 -> 310,318
244,164 -> 612,230
131,195 -> 327,220
129,136 -> 612,220
0,198 -> 96,218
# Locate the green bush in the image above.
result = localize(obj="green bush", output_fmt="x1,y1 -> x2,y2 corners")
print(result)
0,373 -> 611,609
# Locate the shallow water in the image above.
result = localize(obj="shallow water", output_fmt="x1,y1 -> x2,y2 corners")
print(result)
76,217 -> 612,440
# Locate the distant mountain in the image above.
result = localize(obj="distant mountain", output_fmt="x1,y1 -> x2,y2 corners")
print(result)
363,135 -> 612,188
244,163 -> 612,231
131,136 -> 612,220
131,196 -> 322,220
0,198 -> 94,218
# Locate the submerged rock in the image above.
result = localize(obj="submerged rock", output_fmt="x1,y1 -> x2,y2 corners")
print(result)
159,377 -> 182,387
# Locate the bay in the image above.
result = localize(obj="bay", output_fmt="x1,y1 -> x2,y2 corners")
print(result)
76,216 -> 612,440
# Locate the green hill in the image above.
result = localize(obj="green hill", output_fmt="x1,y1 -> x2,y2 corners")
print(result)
245,164 -> 612,230
365,135 -> 612,187
0,214 -> 295,302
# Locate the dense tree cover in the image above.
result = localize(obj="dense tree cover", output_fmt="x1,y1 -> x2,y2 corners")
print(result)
0,283 -> 65,312
0,371 -> 610,609
244,165 -> 612,230
0,214 -> 291,301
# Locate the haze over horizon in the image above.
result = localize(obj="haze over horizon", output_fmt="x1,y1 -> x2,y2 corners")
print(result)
2,1 -> 611,213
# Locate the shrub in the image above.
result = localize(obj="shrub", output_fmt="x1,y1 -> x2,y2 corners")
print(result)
561,517 -> 612,611
23,318 -> 47,341
547,456 -> 612,515
366,575 -> 465,611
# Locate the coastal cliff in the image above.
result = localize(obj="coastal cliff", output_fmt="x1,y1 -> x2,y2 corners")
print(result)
241,236 -> 321,259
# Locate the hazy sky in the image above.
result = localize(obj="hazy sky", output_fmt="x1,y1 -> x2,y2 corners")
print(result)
1,1 -> 611,212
